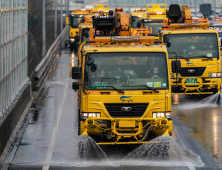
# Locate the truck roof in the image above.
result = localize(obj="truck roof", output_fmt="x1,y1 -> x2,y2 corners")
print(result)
83,44 -> 167,53
160,27 -> 218,34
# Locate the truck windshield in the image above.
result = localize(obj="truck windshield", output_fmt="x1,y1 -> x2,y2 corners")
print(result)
143,22 -> 163,35
71,16 -> 83,28
84,52 -> 168,90
164,33 -> 219,59
131,16 -> 140,28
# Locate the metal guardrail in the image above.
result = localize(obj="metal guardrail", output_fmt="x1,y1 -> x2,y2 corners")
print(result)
33,26 -> 69,98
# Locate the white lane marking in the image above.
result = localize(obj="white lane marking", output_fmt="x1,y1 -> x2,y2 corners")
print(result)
42,84 -> 68,170
42,166 -> 49,170
186,161 -> 197,170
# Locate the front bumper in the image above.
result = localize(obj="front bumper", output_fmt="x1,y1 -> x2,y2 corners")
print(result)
81,117 -> 172,145
171,77 -> 221,95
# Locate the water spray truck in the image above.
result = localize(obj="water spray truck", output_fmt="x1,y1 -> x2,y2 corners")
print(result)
159,4 -> 221,96
72,9 -> 175,145
130,8 -> 146,29
140,4 -> 167,38
66,4 -> 110,51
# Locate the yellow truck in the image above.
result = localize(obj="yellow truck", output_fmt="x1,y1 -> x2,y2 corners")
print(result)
67,4 -> 110,51
159,5 -> 221,97
76,15 -> 92,48
66,9 -> 91,51
91,4 -> 109,12
140,4 -> 167,37
72,11 -> 175,145
130,8 -> 146,29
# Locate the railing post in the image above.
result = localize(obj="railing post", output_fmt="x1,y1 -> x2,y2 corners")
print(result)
42,0 -> 46,57
61,0 -> 63,32
55,0 -> 57,40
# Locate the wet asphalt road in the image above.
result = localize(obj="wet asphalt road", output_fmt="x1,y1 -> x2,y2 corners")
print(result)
2,48 -> 222,170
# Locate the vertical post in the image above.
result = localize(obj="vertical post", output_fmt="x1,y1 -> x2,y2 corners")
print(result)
68,0 -> 69,16
195,0 -> 197,16
65,0 -> 67,16
42,0 -> 46,57
55,0 -> 57,39
214,0 -> 216,20
61,0 -> 63,32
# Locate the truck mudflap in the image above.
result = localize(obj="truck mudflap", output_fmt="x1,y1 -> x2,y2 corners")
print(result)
81,117 -> 172,145
171,78 -> 221,95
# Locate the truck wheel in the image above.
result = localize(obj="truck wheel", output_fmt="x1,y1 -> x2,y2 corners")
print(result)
217,93 -> 221,104
78,109 -> 80,135
70,42 -> 76,51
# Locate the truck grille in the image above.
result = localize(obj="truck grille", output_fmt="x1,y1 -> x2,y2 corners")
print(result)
104,103 -> 148,117
179,67 -> 206,77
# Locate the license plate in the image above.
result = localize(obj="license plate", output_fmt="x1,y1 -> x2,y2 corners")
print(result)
186,78 -> 197,84
119,120 -> 135,128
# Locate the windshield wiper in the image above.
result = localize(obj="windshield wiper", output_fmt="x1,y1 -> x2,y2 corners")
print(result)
93,86 -> 124,93
123,85 -> 159,93
176,55 -> 189,61
101,77 -> 117,82
192,55 -> 213,60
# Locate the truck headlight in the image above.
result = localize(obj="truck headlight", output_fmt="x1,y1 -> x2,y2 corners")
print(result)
70,38 -> 75,43
165,112 -> 171,118
170,74 -> 174,78
152,112 -> 171,118
81,113 -> 101,119
209,73 -> 221,78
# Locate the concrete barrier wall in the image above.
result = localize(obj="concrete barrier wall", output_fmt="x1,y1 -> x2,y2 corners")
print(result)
0,83 -> 31,165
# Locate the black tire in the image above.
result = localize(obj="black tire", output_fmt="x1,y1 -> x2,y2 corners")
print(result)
70,42 -> 76,51
217,93 -> 221,104
78,109 -> 81,135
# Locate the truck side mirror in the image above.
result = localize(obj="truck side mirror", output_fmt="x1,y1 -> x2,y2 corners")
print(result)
75,35 -> 80,42
66,16 -> 70,25
171,60 -> 181,73
81,18 -> 85,23
72,67 -> 81,79
163,37 -> 169,43
137,22 -> 141,28
72,82 -> 79,92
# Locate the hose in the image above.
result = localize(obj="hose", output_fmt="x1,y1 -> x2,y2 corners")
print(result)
140,125 -> 152,141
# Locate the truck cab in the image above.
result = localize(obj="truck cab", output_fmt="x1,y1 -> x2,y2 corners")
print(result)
140,4 -> 167,37
130,9 -> 146,29
159,5 -> 221,96
72,37 -> 173,145
72,9 -> 173,145
67,5 -> 110,51
67,10 -> 91,51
